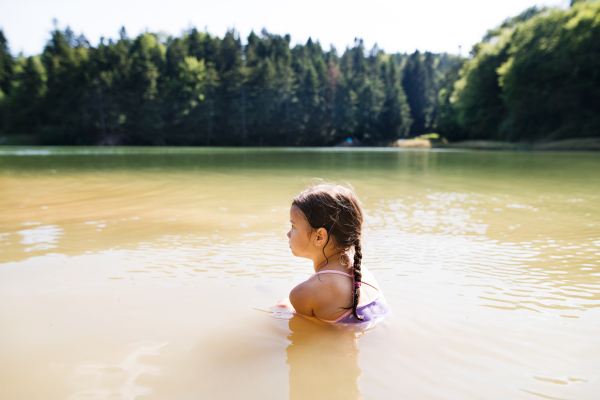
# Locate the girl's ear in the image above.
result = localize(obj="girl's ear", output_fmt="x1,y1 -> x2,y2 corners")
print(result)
313,227 -> 328,248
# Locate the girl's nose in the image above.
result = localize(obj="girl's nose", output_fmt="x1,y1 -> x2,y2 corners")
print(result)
287,230 -> 291,239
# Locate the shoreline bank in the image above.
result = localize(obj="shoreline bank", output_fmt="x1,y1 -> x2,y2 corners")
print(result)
2,134 -> 600,151
395,138 -> 600,151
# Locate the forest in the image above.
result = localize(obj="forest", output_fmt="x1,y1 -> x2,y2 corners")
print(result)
0,0 -> 598,146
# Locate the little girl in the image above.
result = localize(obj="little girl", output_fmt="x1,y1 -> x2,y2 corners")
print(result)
277,183 -> 391,330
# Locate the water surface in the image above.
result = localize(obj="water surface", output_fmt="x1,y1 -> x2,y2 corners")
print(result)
1,147 -> 599,399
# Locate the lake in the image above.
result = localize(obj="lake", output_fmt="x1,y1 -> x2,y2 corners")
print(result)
1,147 -> 599,399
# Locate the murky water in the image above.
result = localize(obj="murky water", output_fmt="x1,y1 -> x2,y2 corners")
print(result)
1,147 -> 599,400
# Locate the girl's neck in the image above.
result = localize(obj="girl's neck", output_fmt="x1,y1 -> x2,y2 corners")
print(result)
312,252 -> 349,273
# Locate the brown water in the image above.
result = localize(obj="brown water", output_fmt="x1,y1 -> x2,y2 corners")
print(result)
0,147 -> 599,400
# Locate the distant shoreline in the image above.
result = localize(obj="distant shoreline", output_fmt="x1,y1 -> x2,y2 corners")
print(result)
1,134 -> 600,151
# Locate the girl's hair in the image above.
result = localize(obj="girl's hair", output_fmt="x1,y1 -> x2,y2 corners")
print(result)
292,183 -> 364,320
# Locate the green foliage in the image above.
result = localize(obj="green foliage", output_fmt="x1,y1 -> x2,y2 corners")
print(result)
0,30 -> 15,96
1,25 -> 455,145
124,33 -> 165,144
452,39 -> 510,140
245,30 -> 294,145
498,1 -> 600,140
39,28 -> 91,144
379,56 -> 412,138
0,30 -> 15,133
402,51 -> 439,135
440,1 -> 600,142
4,7 -> 598,146
481,6 -> 549,44
8,56 -> 47,133
434,58 -> 465,140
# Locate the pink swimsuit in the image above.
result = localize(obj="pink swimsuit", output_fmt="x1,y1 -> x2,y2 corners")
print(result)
310,270 -> 391,330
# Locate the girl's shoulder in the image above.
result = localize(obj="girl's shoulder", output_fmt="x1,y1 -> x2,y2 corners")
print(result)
290,272 -> 352,318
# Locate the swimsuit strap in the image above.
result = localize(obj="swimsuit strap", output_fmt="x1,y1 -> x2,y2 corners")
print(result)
312,270 -> 379,290
313,270 -> 353,278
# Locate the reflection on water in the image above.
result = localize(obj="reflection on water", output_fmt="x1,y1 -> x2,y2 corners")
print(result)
287,316 -> 361,400
17,224 -> 63,252
1,147 -> 599,399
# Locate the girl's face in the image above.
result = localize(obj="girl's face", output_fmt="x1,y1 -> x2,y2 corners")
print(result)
287,206 -> 314,258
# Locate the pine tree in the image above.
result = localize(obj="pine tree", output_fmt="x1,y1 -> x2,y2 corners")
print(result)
202,62 -> 219,145
0,30 -> 15,96
184,29 -> 220,145
272,34 -> 294,145
215,30 -> 245,145
356,45 -> 385,143
379,56 -> 412,139
0,30 -> 15,133
402,50 -> 434,135
333,44 -> 359,141
88,32 -> 133,144
7,56 -> 46,133
41,27 -> 91,143
423,52 -> 440,130
123,33 -> 165,144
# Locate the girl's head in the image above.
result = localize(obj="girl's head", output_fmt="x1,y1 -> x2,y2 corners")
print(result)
288,182 -> 365,319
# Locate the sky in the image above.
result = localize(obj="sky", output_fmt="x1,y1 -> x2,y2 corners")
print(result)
1,0 -> 570,57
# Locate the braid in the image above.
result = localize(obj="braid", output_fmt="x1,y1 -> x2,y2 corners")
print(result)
351,240 -> 364,321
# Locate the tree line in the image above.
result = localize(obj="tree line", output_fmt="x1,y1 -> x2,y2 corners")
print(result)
0,25 -> 457,146
0,0 -> 598,146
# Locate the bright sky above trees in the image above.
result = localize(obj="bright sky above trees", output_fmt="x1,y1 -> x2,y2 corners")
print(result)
1,0 -> 569,56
